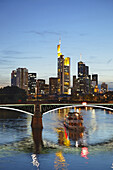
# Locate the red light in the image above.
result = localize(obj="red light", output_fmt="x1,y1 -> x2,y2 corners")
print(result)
81,147 -> 89,159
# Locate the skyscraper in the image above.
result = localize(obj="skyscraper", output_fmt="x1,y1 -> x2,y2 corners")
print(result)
28,73 -> 37,95
11,68 -> 28,93
16,68 -> 28,93
92,74 -> 98,86
49,77 -> 58,95
78,61 -> 85,78
101,82 -> 108,93
58,55 -> 64,94
77,60 -> 90,94
36,79 -> 45,94
64,57 -> 70,94
57,39 -> 70,95
11,70 -> 17,86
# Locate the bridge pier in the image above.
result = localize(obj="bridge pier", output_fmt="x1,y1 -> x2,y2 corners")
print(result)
31,112 -> 43,129
31,103 -> 43,129
32,128 -> 43,153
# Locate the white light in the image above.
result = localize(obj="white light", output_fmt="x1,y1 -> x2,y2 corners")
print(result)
82,102 -> 87,106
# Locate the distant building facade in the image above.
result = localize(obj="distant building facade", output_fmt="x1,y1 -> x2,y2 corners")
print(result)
101,82 -> 108,93
11,70 -> 17,86
11,68 -> 28,93
28,73 -> 37,95
77,61 -> 90,94
49,77 -> 58,95
92,74 -> 98,86
64,57 -> 70,94
37,79 -> 45,94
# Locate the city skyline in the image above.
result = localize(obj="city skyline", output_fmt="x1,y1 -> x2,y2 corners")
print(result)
0,0 -> 113,89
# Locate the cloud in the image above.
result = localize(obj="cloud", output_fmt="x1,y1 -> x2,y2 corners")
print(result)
3,56 -> 43,60
79,33 -> 88,36
27,30 -> 60,36
0,58 -> 13,64
87,61 -> 105,64
2,50 -> 22,55
107,58 -> 112,64
97,69 -> 113,71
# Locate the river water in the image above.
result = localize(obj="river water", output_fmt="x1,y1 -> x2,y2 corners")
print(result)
1,107 -> 113,170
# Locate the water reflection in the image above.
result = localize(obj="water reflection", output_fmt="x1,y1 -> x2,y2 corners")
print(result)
32,128 -> 43,154
54,151 -> 68,170
0,110 -> 31,144
56,127 -> 70,147
43,107 -> 113,146
81,147 -> 89,159
31,154 -> 40,169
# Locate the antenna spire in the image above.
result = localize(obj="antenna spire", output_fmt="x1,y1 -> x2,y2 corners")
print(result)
59,37 -> 61,45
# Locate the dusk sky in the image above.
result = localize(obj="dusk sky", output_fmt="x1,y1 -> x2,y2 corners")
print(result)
0,0 -> 113,89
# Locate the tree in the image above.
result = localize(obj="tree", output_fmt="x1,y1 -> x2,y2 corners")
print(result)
0,86 -> 27,103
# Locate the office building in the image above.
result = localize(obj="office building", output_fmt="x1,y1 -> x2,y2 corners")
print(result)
57,39 -> 70,95
11,70 -> 17,86
49,77 -> 58,95
11,68 -> 28,93
37,79 -> 45,94
77,61 -> 90,94
28,73 -> 37,95
16,68 -> 28,93
58,54 -> 64,94
101,82 -> 108,93
64,57 -> 70,94
92,74 -> 98,86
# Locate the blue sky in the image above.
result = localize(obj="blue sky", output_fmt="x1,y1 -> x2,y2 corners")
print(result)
0,0 -> 113,89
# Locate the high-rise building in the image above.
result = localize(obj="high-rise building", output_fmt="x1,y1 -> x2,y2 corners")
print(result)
11,70 -> 17,86
37,79 -> 45,94
64,57 -> 70,94
28,73 -> 37,95
58,55 -> 64,94
16,68 -> 28,93
92,74 -> 98,86
77,61 -> 90,94
11,68 -> 28,93
78,61 -> 89,78
49,77 -> 58,95
101,82 -> 108,93
73,75 -> 77,88
78,61 -> 85,78
57,39 -> 70,95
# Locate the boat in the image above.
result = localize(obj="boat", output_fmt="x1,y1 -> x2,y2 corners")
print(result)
64,112 -> 84,131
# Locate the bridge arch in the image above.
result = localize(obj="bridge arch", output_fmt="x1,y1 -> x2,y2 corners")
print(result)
0,106 -> 34,116
43,104 -> 113,115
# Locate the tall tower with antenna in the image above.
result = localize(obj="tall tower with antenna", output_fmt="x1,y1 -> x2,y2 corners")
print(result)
57,38 -> 70,95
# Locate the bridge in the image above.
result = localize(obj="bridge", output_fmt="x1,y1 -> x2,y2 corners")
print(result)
0,102 -> 113,129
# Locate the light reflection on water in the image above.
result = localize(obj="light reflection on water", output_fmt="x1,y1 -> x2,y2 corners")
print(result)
1,108 -> 113,169
43,107 -> 113,146
0,110 -> 32,144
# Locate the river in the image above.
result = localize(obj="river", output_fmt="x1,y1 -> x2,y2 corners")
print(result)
0,107 -> 113,169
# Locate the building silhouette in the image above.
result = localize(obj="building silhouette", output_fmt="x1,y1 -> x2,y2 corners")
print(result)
92,74 -> 98,86
11,70 -> 17,86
